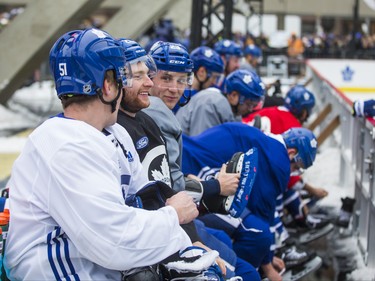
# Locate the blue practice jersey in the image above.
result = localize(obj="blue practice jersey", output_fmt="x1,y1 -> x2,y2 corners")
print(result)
182,123 -> 290,224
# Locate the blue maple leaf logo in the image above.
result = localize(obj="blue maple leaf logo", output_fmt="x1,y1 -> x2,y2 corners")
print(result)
342,66 -> 354,81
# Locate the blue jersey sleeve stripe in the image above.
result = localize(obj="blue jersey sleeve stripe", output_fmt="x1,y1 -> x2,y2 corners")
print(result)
47,230 -> 62,281
53,232 -> 71,281
62,236 -> 80,281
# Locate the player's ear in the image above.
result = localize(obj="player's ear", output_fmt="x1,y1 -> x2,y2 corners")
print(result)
103,72 -> 117,98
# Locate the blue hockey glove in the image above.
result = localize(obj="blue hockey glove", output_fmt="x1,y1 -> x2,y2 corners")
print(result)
353,99 -> 375,117
225,147 -> 258,218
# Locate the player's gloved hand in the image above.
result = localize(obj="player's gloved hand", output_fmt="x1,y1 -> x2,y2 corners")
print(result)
353,99 -> 375,117
224,147 -> 258,218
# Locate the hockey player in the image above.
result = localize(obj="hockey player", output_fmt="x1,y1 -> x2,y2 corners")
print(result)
214,39 -> 243,76
176,66 -> 265,136
240,44 -> 262,73
181,124 -> 318,281
243,85 -> 315,133
4,29 -> 199,280
144,41 -> 240,195
243,86 -> 329,218
140,40 -> 261,280
115,38 -> 235,280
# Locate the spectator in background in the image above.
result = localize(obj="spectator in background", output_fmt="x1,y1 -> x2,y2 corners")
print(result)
287,33 -> 305,75
287,33 -> 305,58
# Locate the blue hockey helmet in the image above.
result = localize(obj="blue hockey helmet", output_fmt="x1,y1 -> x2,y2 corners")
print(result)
49,28 -> 130,97
244,44 -> 262,57
284,85 -> 315,117
214,39 -> 243,57
117,38 -> 157,79
282,127 -> 317,169
149,41 -> 193,77
118,38 -> 147,61
224,69 -> 265,103
243,44 -> 263,63
190,46 -> 224,74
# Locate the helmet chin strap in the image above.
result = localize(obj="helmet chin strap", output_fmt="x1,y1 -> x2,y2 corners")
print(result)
96,83 -> 122,113
178,89 -> 191,107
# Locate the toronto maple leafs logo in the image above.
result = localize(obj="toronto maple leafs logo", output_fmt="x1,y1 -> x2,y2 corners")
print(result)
342,66 -> 354,82
151,156 -> 171,187
310,138 -> 317,148
204,49 -> 214,58
223,40 -> 231,47
243,74 -> 252,84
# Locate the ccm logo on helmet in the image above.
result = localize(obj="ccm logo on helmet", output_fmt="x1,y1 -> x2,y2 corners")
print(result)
169,60 -> 184,64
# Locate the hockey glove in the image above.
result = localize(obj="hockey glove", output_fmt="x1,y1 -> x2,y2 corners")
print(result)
353,99 -> 375,117
184,178 -> 204,204
125,181 -> 176,210
224,147 -> 258,218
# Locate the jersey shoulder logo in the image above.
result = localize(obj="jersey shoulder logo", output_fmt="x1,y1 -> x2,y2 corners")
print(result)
136,136 -> 149,150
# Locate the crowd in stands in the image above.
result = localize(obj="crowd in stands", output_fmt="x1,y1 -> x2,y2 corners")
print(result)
0,6 -> 24,33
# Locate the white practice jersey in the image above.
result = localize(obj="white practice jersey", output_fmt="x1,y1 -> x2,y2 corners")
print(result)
5,116 -> 191,280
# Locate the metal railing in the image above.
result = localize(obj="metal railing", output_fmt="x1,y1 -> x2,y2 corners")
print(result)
306,60 -> 375,269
